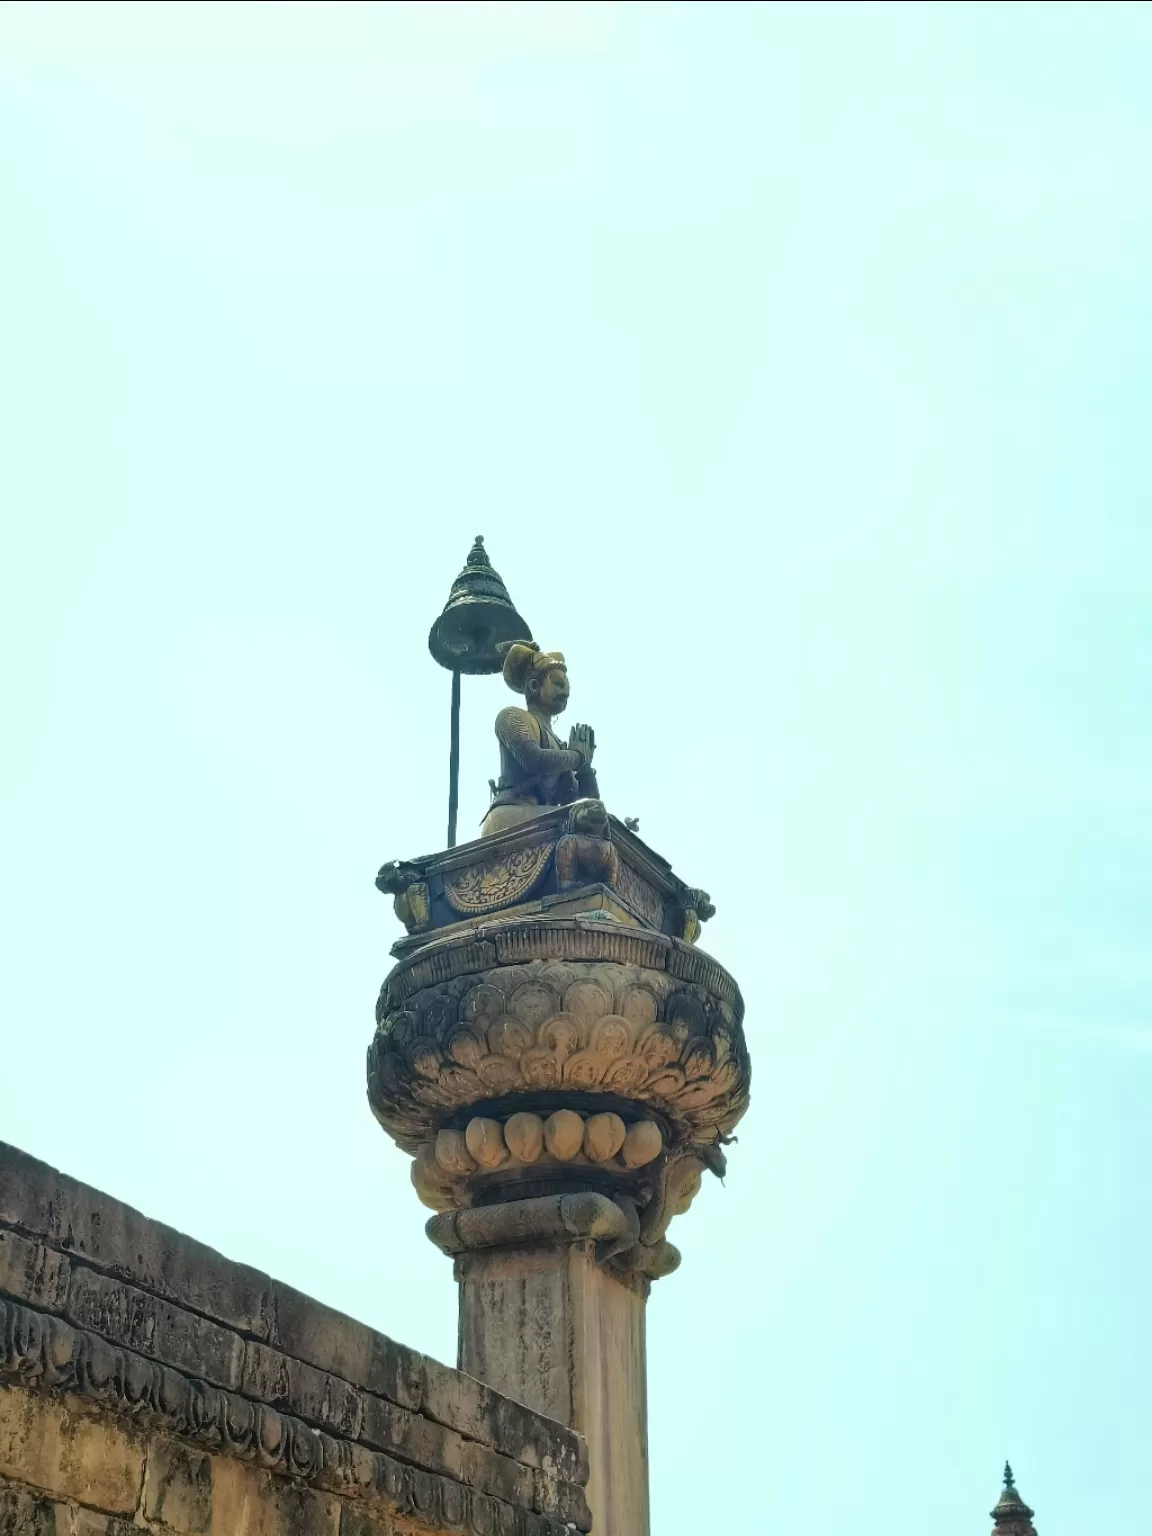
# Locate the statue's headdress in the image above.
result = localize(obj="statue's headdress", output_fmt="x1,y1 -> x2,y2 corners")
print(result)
498,640 -> 566,695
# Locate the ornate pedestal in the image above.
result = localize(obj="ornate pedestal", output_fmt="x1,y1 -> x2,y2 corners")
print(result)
369,806 -> 750,1535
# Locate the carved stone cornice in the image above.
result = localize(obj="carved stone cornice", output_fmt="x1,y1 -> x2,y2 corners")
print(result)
381,808 -> 716,956
426,1193 -> 682,1284
428,1191 -> 630,1252
0,1296 -> 584,1535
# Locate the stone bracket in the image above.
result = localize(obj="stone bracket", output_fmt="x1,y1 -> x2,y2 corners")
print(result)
425,1194 -> 681,1283
426,1193 -> 629,1257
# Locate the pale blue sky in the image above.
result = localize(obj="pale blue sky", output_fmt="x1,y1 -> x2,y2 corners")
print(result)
2,3 -> 1150,1531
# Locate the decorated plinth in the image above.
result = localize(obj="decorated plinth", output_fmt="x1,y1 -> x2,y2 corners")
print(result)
370,804 -> 749,1280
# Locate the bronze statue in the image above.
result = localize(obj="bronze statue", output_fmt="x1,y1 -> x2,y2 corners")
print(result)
481,641 -> 598,836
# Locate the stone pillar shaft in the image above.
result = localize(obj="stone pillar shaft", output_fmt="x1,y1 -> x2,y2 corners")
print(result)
429,1194 -> 651,1536
457,1239 -> 649,1536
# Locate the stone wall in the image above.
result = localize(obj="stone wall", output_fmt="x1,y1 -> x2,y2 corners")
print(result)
0,1143 -> 588,1536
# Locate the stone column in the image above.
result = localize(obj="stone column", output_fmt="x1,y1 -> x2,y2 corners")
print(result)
428,1193 -> 669,1535
369,830 -> 750,1536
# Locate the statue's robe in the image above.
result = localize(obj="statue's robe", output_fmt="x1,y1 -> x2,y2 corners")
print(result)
482,707 -> 599,834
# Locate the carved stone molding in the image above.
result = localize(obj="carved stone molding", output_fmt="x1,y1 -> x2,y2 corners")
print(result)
382,919 -> 743,1012
429,1192 -> 630,1253
378,807 -> 717,956
444,842 -> 557,916
0,1297 -> 583,1536
613,859 -> 664,928
425,1193 -> 681,1283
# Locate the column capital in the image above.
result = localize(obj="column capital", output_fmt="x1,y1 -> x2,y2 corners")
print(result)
369,879 -> 749,1275
427,1191 -> 682,1283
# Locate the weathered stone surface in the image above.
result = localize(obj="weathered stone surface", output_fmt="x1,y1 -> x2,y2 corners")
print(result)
72,1511 -> 139,1536
267,1285 -> 424,1414
360,1395 -> 466,1484
0,1141 -> 590,1535
65,1267 -> 244,1392
458,1237 -> 646,1536
337,1507 -> 395,1536
533,1467 -> 591,1530
456,1440 -> 533,1512
0,1297 -> 316,1484
417,1358 -> 487,1445
0,1296 -> 588,1536
209,1457 -> 340,1536
242,1340 -> 363,1440
420,1360 -> 585,1485
0,1143 -> 271,1339
143,1435 -> 213,1533
429,1194 -> 628,1259
0,1385 -> 144,1515
0,1483 -> 67,1536
457,1251 -> 574,1430
0,1230 -> 70,1313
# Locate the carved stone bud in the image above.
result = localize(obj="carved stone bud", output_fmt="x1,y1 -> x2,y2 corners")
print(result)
583,1112 -> 626,1164
412,1146 -> 455,1211
621,1121 -> 663,1169
436,1129 -> 477,1175
504,1112 -> 545,1164
670,1158 -> 704,1215
466,1118 -> 509,1169
544,1109 -> 584,1161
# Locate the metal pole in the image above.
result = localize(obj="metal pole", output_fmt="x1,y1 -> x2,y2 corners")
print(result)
447,667 -> 461,847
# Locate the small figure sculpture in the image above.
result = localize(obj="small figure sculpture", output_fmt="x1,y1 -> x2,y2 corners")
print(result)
375,861 -> 431,933
482,641 -> 599,836
677,887 -> 716,945
555,799 -> 619,890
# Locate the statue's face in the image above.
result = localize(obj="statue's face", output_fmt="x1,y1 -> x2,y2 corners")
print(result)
575,801 -> 608,837
533,666 -> 570,716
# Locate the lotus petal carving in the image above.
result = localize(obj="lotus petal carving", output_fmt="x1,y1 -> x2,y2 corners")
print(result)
368,945 -> 750,1157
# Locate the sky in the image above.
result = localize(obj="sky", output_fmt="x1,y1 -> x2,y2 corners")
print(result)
2,2 -> 1150,1531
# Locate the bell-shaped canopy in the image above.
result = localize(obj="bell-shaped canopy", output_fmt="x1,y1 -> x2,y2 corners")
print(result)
428,535 -> 532,675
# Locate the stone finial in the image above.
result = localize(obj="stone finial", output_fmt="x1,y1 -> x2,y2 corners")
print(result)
991,1462 -> 1037,1535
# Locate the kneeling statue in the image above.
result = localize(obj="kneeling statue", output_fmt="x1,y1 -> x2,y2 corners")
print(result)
481,641 -> 599,837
